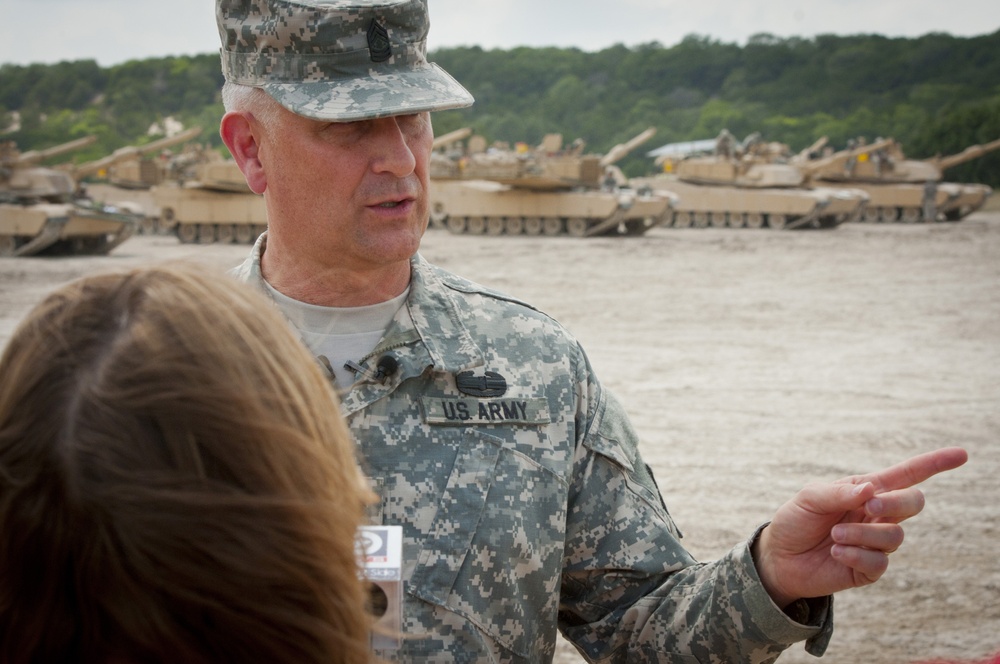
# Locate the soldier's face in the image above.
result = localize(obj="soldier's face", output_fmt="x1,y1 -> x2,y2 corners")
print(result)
255,105 -> 433,274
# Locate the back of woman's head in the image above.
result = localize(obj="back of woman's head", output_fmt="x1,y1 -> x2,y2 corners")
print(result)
0,264 -> 372,664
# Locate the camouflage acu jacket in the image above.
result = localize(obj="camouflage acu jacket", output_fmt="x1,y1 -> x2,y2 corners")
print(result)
233,236 -> 832,663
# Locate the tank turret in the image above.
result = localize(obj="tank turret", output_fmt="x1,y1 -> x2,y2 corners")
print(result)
434,127 -> 658,190
665,129 -> 811,189
1,135 -> 97,202
190,157 -> 254,194
441,132 -> 600,190
72,127 -> 204,188
800,137 -> 928,184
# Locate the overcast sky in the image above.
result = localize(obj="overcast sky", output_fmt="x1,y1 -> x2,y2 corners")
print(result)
1,0 -> 998,68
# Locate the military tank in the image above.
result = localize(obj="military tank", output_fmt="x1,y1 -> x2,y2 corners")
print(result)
69,127 -> 204,235
150,153 -> 267,245
76,127 -> 204,190
1,136 -> 142,257
798,136 -> 1000,222
429,127 -> 674,237
633,131 -> 870,230
90,127 -> 201,190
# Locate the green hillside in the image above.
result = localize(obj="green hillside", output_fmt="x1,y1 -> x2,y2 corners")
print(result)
2,29 -> 999,185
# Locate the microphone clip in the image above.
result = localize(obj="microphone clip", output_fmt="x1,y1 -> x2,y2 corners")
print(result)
344,355 -> 398,384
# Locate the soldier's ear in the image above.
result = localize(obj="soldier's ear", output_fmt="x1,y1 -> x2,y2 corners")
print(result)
220,111 -> 266,194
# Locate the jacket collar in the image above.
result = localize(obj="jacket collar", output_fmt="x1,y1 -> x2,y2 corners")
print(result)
234,235 -> 485,410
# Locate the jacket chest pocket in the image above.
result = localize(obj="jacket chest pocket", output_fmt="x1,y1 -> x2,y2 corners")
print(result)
408,429 -> 568,659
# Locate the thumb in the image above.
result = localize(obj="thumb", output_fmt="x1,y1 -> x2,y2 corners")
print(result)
800,480 -> 876,517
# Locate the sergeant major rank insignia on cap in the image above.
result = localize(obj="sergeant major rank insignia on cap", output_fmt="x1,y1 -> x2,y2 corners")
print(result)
367,19 -> 392,62
216,0 -> 475,121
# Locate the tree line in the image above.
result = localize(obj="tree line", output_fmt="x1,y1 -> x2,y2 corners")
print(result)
2,29 -> 999,185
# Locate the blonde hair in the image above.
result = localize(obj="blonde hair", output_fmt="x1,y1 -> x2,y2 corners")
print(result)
0,263 -> 373,663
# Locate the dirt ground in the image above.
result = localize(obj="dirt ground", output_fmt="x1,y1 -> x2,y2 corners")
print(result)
1,204 -> 997,663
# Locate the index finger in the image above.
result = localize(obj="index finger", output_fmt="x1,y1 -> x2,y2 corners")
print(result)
850,447 -> 968,493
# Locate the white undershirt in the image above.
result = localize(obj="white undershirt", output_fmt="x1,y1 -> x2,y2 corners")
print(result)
263,281 -> 409,386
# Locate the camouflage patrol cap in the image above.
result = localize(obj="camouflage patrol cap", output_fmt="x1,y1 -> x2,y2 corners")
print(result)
217,0 -> 474,121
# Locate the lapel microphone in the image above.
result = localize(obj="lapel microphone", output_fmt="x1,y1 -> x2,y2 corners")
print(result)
374,355 -> 399,381
344,355 -> 398,384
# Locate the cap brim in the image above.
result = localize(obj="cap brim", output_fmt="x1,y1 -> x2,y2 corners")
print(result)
262,63 -> 474,122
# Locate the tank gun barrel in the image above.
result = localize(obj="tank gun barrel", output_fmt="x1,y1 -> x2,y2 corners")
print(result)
432,127 -> 473,150
600,127 -> 657,167
799,137 -> 895,177
927,137 -> 1000,171
14,136 -> 98,166
134,126 -> 203,155
71,127 -> 203,179
796,136 -> 829,161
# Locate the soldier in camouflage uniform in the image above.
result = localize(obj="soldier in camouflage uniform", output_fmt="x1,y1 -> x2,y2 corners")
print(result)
216,1 -> 968,661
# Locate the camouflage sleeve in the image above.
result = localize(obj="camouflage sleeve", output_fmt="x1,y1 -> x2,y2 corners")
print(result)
558,351 -> 832,663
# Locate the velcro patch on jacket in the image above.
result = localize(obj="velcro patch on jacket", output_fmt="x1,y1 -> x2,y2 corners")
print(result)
422,397 -> 550,425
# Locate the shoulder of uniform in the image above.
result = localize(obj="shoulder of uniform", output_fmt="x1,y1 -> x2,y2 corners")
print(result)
427,261 -> 542,313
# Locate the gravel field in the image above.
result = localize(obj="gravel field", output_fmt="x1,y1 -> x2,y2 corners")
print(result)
2,202 -> 997,664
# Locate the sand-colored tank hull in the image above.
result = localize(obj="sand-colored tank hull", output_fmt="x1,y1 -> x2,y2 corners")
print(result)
86,183 -> 160,233
815,181 -> 992,223
632,175 -> 867,230
0,201 -> 139,257
940,183 -> 992,221
151,183 -> 267,245
429,179 -> 671,237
